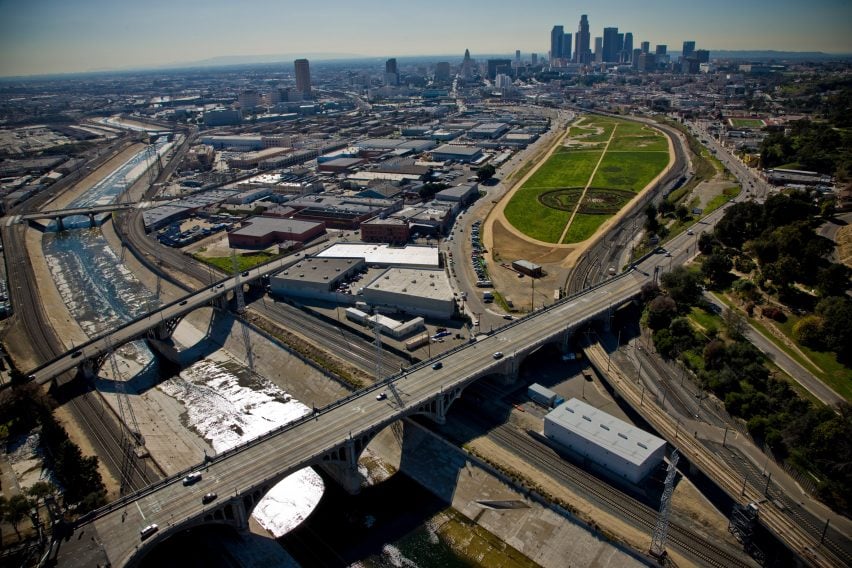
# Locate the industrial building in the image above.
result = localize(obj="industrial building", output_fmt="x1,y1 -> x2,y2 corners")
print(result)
318,243 -> 440,268
435,183 -> 479,205
360,217 -> 410,244
362,268 -> 455,319
431,144 -> 484,163
227,216 -> 325,249
269,257 -> 364,301
544,398 -> 666,483
345,308 -> 425,339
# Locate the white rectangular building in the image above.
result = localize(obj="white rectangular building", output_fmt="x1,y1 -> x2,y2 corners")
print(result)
544,398 -> 666,483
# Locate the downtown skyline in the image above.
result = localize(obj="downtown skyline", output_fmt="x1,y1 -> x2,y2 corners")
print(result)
1,0 -> 851,77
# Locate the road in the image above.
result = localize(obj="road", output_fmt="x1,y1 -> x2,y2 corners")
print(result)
70,269 -> 646,568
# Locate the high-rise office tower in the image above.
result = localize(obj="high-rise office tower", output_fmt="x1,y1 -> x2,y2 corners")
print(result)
461,48 -> 473,80
435,61 -> 450,81
385,58 -> 399,85
640,41 -> 650,54
695,49 -> 709,63
531,53 -> 538,65
563,33 -> 572,60
655,44 -> 667,56
594,37 -> 603,63
294,59 -> 311,97
623,32 -> 633,63
603,27 -> 618,62
515,49 -> 521,66
575,14 -> 591,64
550,25 -> 564,62
487,59 -> 512,80
682,41 -> 696,60
632,49 -> 642,69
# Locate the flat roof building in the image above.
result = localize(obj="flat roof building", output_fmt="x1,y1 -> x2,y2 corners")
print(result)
270,256 -> 364,301
362,268 -> 455,319
318,243 -> 440,268
544,398 -> 666,483
431,144 -> 483,163
227,216 -> 325,249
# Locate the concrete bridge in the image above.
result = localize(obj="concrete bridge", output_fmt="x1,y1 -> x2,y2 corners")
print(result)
52,269 -> 646,567
4,201 -> 157,230
24,254 -> 304,387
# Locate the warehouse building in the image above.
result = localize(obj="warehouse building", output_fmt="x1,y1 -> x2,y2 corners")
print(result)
318,243 -> 440,268
431,144 -> 483,163
544,398 -> 666,483
435,183 -> 479,206
360,217 -> 410,244
269,257 -> 365,301
227,216 -> 325,249
362,267 -> 455,319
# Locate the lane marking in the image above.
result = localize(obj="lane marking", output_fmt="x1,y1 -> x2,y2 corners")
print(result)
136,501 -> 145,520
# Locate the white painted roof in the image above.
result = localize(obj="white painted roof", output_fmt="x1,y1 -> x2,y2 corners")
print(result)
318,243 -> 440,267
545,398 -> 666,467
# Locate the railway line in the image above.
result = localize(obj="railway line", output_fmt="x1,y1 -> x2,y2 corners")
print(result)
444,395 -> 754,568
584,342 -> 846,567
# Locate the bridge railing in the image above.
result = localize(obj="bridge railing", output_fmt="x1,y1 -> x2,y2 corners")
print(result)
74,268 -> 646,526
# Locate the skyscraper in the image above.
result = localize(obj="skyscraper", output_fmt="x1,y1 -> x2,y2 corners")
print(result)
385,58 -> 399,86
550,25 -> 564,63
594,37 -> 603,63
640,41 -> 650,54
623,33 -> 633,63
461,48 -> 473,80
531,53 -> 538,66
603,28 -> 620,63
435,61 -> 450,82
574,14 -> 591,64
294,59 -> 311,97
682,41 -> 696,60
487,59 -> 512,80
655,45 -> 667,56
563,33 -> 572,61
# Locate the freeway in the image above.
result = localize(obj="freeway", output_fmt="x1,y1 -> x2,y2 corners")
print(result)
5,200 -> 156,225
72,269 -> 646,567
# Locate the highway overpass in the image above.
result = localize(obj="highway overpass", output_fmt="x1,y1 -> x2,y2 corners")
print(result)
53,269 -> 645,567
24,254 -> 302,386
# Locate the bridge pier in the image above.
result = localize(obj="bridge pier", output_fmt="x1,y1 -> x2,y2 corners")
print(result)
319,437 -> 364,495
88,212 -> 96,227
212,295 -> 229,311
55,216 -> 64,231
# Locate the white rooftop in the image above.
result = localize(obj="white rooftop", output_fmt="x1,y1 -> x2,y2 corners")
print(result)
365,268 -> 452,301
545,398 -> 666,467
318,243 -> 440,267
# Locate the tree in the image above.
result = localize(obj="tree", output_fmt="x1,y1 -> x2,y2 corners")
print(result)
660,266 -> 703,308
697,232 -> 716,255
476,164 -> 496,182
701,253 -> 732,288
817,264 -> 851,297
647,295 -> 678,330
815,297 -> 852,357
723,308 -> 749,341
6,494 -> 31,539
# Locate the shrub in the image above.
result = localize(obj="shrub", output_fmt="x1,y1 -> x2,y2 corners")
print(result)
761,306 -> 787,322
793,315 -> 824,348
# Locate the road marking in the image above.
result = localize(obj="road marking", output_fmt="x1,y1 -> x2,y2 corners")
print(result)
136,501 -> 145,520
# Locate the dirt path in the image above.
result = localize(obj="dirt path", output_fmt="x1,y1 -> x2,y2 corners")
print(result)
556,124 -> 619,244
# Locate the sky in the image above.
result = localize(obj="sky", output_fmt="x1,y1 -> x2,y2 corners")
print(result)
1,0 -> 851,77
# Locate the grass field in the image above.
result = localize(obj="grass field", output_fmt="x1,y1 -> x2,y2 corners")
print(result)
729,117 -> 765,129
520,150 -> 601,189
505,116 -> 670,244
561,213 -> 610,243
591,151 -> 669,192
194,251 -> 280,273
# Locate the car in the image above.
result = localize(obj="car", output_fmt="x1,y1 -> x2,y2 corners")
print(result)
686,229 -> 694,235
182,472 -> 202,486
665,252 -> 672,257
376,392 -> 387,401
71,350 -> 82,358
202,492 -> 218,504
503,314 -> 513,320
140,523 -> 159,540
241,271 -> 250,277
179,300 -> 188,306
432,362 -> 443,370
492,352 -> 504,359
215,283 -> 224,289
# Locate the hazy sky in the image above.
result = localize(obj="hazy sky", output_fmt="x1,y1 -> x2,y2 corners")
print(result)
1,0 -> 850,76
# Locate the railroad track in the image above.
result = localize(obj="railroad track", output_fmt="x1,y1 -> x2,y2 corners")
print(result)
444,398 -> 754,568
584,342 -> 846,567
